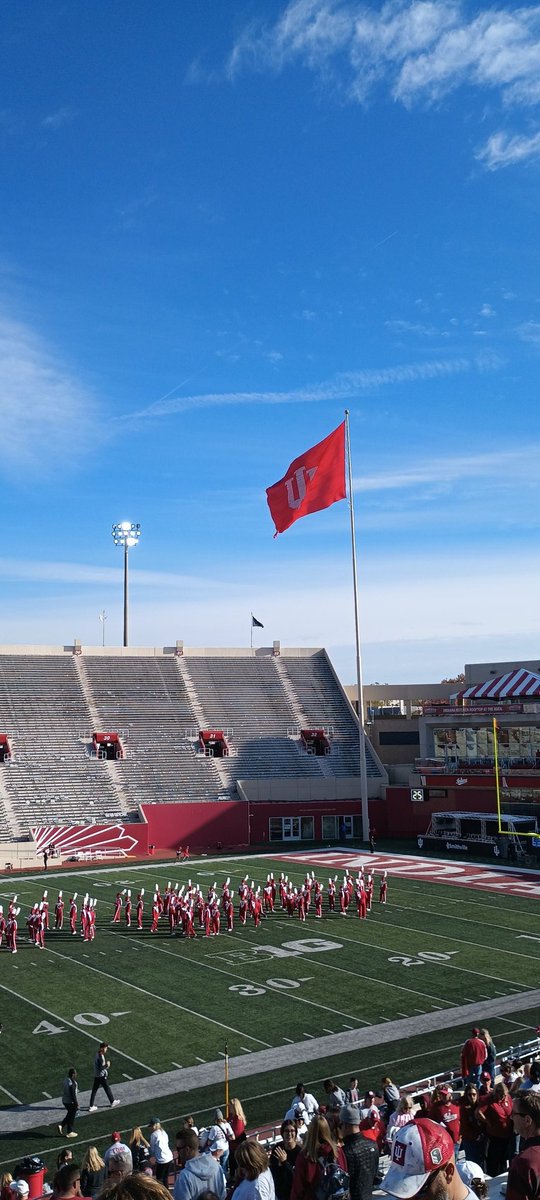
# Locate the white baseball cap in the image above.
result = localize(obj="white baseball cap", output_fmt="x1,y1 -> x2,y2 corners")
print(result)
458,1161 -> 486,1187
382,1119 -> 455,1199
10,1183 -> 30,1197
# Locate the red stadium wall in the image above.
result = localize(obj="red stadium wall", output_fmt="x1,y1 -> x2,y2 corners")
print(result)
383,785 -> 498,838
141,801 -> 249,851
248,798 -> 362,844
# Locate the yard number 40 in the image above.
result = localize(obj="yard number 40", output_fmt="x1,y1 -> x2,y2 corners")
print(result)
33,1012 -> 112,1035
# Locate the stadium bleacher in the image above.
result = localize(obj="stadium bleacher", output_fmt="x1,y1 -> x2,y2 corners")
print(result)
0,646 -> 386,837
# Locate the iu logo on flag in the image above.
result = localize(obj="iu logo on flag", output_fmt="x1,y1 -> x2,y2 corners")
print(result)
266,422 -> 346,535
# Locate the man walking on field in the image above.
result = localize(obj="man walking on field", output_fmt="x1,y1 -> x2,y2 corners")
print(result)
88,1042 -> 121,1112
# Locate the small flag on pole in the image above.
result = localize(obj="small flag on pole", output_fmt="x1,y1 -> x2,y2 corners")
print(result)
252,615 -> 264,628
266,421 -> 346,535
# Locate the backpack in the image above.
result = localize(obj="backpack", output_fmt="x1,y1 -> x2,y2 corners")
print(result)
315,1155 -> 350,1200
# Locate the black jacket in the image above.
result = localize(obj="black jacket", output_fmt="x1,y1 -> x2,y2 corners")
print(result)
342,1133 -> 379,1200
270,1144 -> 301,1200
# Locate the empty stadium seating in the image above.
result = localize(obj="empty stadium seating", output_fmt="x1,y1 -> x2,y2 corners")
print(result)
0,647 -> 386,837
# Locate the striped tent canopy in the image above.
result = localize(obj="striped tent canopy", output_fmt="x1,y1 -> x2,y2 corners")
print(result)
452,668 -> 540,701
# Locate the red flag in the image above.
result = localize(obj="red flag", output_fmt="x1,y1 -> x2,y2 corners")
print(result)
266,421 -> 346,535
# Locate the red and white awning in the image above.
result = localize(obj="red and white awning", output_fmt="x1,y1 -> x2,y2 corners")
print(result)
452,668 -> 540,701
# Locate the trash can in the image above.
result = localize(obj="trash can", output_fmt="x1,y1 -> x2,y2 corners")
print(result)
15,1157 -> 47,1200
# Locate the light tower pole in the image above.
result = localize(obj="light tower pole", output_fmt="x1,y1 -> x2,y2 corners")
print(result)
112,522 -> 141,647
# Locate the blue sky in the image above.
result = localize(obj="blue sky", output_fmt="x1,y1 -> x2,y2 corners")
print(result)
1,0 -> 540,683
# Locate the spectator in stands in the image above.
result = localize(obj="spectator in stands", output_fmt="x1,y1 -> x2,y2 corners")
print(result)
456,1162 -> 488,1200
129,1129 -> 151,1173
480,1030 -> 496,1087
386,1097 -> 415,1149
0,1174 -> 13,1200
477,1082 -> 513,1177
381,1079 -> 400,1118
427,1085 -> 461,1145
148,1119 -> 173,1185
80,1147 -> 106,1198
8,1186 -> 28,1200
52,1164 -> 83,1200
283,1103 -> 308,1138
291,1115 -> 347,1200
323,1081 -> 347,1111
200,1110 -> 234,1176
229,1100 -> 247,1177
381,1118 -> 476,1200
414,1096 -> 430,1120
231,1139 -> 275,1200
99,1175 -> 172,1200
461,1030 -> 487,1087
182,1117 -> 200,1137
507,1091 -> 540,1200
57,1152 -> 74,1172
106,1152 -> 133,1183
359,1108 -> 387,1154
502,1062 -> 520,1090
104,1136 -> 133,1174
290,1086 -> 318,1122
521,1062 -> 540,1094
270,1121 -> 302,1200
173,1130 -> 226,1200
340,1103 -> 379,1200
459,1085 -> 485,1168
346,1079 -> 361,1106
478,1074 -> 491,1099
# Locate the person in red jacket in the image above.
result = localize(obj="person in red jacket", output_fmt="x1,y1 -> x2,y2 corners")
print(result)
428,1085 -> 461,1144
291,1115 -> 347,1200
477,1082 -> 513,1177
461,1029 -> 487,1085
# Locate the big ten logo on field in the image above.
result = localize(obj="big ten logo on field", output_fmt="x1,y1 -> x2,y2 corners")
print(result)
212,937 -> 342,967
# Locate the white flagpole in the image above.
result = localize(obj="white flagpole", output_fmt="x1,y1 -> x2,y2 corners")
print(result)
345,409 -> 370,842
250,614 -> 253,653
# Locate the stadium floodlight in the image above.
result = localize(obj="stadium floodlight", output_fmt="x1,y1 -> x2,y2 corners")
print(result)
112,522 -> 141,647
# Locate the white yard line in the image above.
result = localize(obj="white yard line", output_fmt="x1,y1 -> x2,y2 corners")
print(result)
272,915 -> 538,996
0,1083 -> 22,1104
42,944 -> 272,1049
368,904 -> 540,961
105,928 -> 372,1028
0,981 -> 157,1073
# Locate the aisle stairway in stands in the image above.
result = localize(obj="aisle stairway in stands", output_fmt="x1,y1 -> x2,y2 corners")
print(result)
0,655 -> 122,828
82,655 -> 223,808
272,656 -> 334,778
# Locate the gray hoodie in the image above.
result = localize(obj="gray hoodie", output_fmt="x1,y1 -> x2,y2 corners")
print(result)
173,1154 -> 226,1200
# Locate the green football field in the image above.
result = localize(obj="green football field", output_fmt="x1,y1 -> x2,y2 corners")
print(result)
0,851 -> 539,1171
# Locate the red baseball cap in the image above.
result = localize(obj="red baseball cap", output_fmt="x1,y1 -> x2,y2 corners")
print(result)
382,1119 -> 455,1198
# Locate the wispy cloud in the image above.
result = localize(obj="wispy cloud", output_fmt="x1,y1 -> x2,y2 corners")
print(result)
517,319 -> 540,345
222,1 -> 540,166
0,313 -> 99,473
128,351 -> 500,421
0,557 -> 232,592
41,107 -> 77,130
476,128 -> 540,169
354,445 -> 540,493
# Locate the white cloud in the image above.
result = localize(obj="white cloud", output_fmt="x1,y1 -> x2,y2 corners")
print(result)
128,351 -> 500,421
224,1 -> 540,166
517,320 -> 540,344
0,313 -> 98,472
479,304 -> 496,317
41,107 -> 77,130
227,1 -> 540,104
476,128 -> 540,168
353,445 -> 540,493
